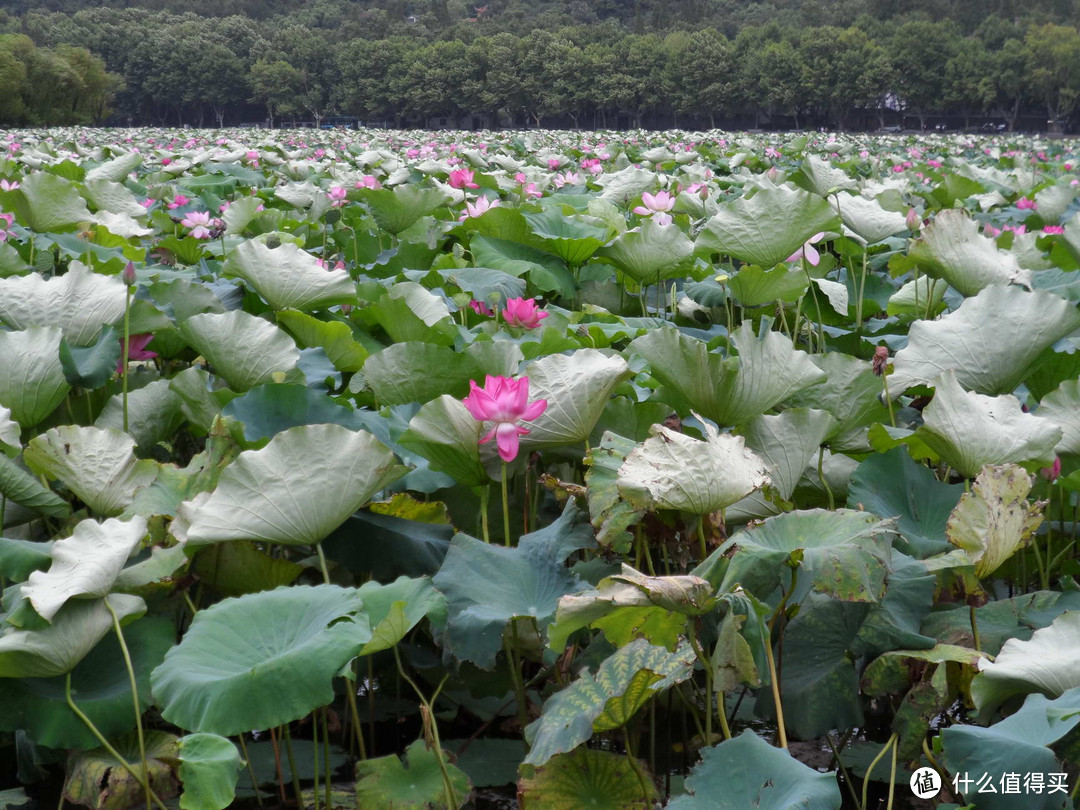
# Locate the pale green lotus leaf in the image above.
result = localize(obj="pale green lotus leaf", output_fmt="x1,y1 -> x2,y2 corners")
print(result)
0,593 -> 146,678
358,184 -> 452,234
909,209 -> 1032,296
971,611 -> 1080,720
801,156 -> 859,196
85,151 -> 143,183
1037,380 -> 1080,456
223,240 -> 356,312
595,166 -> 656,203
18,171 -> 94,232
0,262 -> 126,345
399,395 -> 489,489
726,408 -> 837,522
222,197 -> 265,234
886,275 -> 946,319
616,418 -> 770,515
173,424 -> 405,546
915,370 -> 1061,478
519,350 -> 630,450
812,277 -> 849,315
1034,181 -> 1077,223
835,193 -> 907,243
785,352 -> 890,453
95,379 -> 187,450
84,178 -> 148,218
628,324 -> 826,426
179,311 -> 300,392
177,733 -> 245,810
889,286 -> 1080,396
695,185 -> 841,268
596,219 -> 693,286
25,426 -> 158,516
946,465 -> 1044,579
0,405 -> 20,451
22,517 -> 147,623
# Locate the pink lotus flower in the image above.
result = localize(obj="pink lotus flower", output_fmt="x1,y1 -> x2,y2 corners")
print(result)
356,175 -> 381,189
117,334 -> 157,374
167,194 -> 191,210
906,209 -> 921,231
328,186 -> 347,207
469,299 -> 494,317
547,158 -> 562,170
448,168 -> 479,189
787,232 -> 827,266
180,211 -> 215,239
503,297 -> 548,329
0,180 -> 18,191
1043,225 -> 1066,235
634,190 -> 675,226
459,196 -> 500,221
0,211 -> 13,242
1041,456 -> 1062,482
1016,197 -> 1038,210
984,225 -> 1002,238
553,171 -> 583,188
462,375 -> 548,463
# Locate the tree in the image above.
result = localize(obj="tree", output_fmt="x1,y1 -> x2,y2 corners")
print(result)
944,37 -> 993,128
248,58 -> 304,127
665,28 -> 734,127
887,19 -> 960,129
1025,23 -> 1080,128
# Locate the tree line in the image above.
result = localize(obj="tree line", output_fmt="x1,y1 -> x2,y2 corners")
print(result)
1,4 -> 1080,131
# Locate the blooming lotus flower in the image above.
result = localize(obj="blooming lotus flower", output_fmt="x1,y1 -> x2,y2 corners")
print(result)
356,175 -> 381,189
553,171 -> 583,188
547,158 -> 561,170
448,168 -> 479,189
1043,225 -> 1066,235
167,194 -> 191,210
634,190 -> 675,218
503,297 -> 549,329
117,334 -> 157,374
469,299 -> 494,317
0,211 -> 13,242
459,196 -> 500,220
328,186 -> 347,206
180,211 -> 215,239
462,375 -> 548,463
0,179 -> 18,191
1016,197 -> 1038,210
786,232 -> 827,266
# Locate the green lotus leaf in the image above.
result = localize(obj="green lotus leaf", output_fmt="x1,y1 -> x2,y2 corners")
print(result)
597,218 -> 692,286
799,155 -> 859,196
366,281 -> 456,346
696,185 -> 841,268
365,340 -> 520,407
84,178 -> 147,218
942,688 -> 1080,810
0,537 -> 53,581
668,730 -> 842,810
909,208 -> 1032,296
275,310 -> 368,373
946,464 -> 1043,579
63,730 -> 179,810
151,584 -> 370,735
16,171 -> 94,232
698,508 -> 897,603
970,611 -> 1080,720
595,165 -> 656,203
921,589 -> 1080,656
85,151 -> 143,183
727,264 -> 808,307
0,616 -> 173,750
862,644 -> 986,697
399,395 -> 490,489
469,234 -> 574,298
0,262 -> 127,346
59,326 -> 123,390
914,370 -> 1061,478
0,327 -> 71,427
888,286 -> 1080,395
835,192 -> 907,243
519,349 -> 629,450
222,196 -> 265,234
1037,379 -> 1080,455
0,593 -> 146,678
432,501 -> 593,668
358,184 -> 452,235
847,448 -> 963,558
785,352 -> 890,453
173,424 -> 405,546
224,240 -> 356,312
437,266 -> 526,305
178,733 -> 245,810
443,738 -> 525,789
726,408 -> 836,522
96,378 -> 186,450
0,453 -> 70,519
583,431 -> 645,554
524,637 -> 695,766
25,426 -> 158,517
356,575 -> 448,656
886,275 -> 947,319
354,739 -> 471,809
616,418 -> 770,515
0,405 -> 18,451
22,516 -> 146,622
179,311 -> 300,392
523,208 -> 608,266
547,564 -> 715,652
518,747 -> 658,809
628,323 -> 825,426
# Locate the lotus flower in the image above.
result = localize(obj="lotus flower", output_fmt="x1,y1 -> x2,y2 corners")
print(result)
180,211 -> 215,239
328,186 -> 347,207
462,375 -> 548,462
459,196 -> 499,220
448,168 -> 479,189
503,297 -> 548,329
356,175 -> 381,189
1044,225 -> 1066,235
167,194 -> 190,210
1041,456 -> 1062,482
469,299 -> 494,317
633,191 -> 675,226
786,232 -> 827,266
0,180 -> 19,191
1016,197 -> 1038,210
117,334 -> 157,373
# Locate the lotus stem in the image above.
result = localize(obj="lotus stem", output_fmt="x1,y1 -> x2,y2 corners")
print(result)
312,710 -> 321,810
887,733 -> 898,810
801,256 -> 826,352
236,735 -> 263,809
345,665 -> 367,760
861,733 -> 898,810
623,729 -> 653,804
686,621 -> 712,746
322,708 -> 332,810
64,672 -> 169,810
826,732 -> 861,809
281,724 -> 304,809
479,484 -> 490,543
501,462 -> 511,547
818,446 -> 835,510
122,284 -> 131,433
268,726 -> 287,804
765,565 -> 797,749
716,689 -> 731,741
506,623 -> 530,739
696,515 -> 708,562
104,598 -> 151,810
316,543 -> 331,584
881,370 -> 896,428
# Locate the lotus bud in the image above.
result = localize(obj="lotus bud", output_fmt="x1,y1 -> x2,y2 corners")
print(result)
906,208 -> 920,231
122,261 -> 136,286
872,346 -> 889,376
1041,456 -> 1062,482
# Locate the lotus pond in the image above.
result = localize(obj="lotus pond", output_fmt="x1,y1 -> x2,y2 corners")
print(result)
1,127 -> 1080,810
